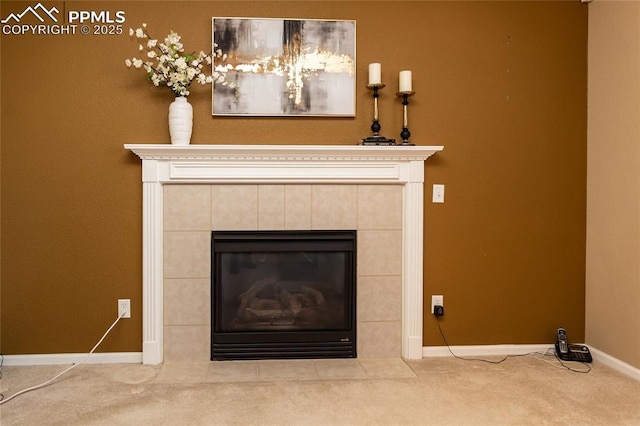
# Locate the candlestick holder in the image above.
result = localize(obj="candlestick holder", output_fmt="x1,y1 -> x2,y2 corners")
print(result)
361,84 -> 396,145
396,91 -> 415,146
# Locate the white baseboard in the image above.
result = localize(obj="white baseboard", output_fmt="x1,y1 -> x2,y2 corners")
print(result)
4,347 -> 637,381
423,344 -> 553,358
423,344 -> 639,381
2,352 -> 143,366
588,346 -> 640,380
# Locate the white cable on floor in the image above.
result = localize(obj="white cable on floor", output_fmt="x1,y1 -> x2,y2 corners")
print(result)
0,314 -> 123,405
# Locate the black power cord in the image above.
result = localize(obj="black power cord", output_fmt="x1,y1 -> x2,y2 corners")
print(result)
435,316 -> 591,373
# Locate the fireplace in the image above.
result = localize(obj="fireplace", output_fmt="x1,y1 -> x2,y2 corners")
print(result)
124,144 -> 443,364
211,230 -> 356,360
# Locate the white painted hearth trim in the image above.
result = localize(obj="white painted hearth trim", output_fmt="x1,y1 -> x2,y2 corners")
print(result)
125,144 -> 443,365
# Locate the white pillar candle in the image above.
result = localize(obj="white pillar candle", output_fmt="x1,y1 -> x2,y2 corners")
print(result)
368,63 -> 382,85
399,70 -> 412,92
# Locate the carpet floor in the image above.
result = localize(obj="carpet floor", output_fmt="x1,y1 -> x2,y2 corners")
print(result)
1,355 -> 638,425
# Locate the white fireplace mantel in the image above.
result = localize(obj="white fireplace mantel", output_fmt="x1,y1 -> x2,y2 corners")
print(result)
125,144 -> 443,364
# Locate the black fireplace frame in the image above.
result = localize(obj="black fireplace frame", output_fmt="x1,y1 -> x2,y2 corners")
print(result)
211,230 -> 357,361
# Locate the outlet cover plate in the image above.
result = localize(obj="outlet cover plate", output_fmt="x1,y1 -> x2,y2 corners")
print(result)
118,299 -> 131,318
432,184 -> 445,203
431,295 -> 444,314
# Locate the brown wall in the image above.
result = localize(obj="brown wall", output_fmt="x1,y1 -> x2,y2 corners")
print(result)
1,1 -> 587,354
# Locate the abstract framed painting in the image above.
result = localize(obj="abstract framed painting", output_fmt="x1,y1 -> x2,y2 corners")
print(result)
211,17 -> 356,117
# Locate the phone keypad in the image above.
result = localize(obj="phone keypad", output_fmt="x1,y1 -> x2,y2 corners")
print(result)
568,345 -> 592,362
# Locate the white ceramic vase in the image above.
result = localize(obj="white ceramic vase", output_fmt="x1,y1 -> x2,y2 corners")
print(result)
168,96 -> 193,145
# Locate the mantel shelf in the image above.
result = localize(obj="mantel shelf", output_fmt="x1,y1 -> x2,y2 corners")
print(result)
124,144 -> 443,161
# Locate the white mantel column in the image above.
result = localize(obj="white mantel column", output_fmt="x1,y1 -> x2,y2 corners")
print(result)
141,160 -> 164,365
403,160 -> 426,359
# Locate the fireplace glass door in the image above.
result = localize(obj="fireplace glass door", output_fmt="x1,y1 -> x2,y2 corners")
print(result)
211,230 -> 356,360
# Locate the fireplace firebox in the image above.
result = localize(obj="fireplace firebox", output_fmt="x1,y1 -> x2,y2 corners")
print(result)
211,230 -> 357,360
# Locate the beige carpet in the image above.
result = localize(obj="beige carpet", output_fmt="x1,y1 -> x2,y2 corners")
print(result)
1,356 -> 638,425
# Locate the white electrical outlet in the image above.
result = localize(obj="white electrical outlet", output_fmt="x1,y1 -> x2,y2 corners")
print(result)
118,299 -> 131,318
431,295 -> 444,314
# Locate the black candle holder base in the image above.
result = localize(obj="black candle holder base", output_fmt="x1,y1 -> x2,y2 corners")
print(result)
361,136 -> 396,146
400,127 -> 414,145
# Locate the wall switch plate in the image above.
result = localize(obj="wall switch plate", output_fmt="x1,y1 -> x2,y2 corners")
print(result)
431,295 -> 444,314
118,299 -> 131,318
432,184 -> 445,203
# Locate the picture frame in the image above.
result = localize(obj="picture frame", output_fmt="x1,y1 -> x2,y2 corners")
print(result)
211,17 -> 356,117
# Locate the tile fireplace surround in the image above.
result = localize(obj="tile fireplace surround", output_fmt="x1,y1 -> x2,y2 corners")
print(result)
125,144 -> 443,365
